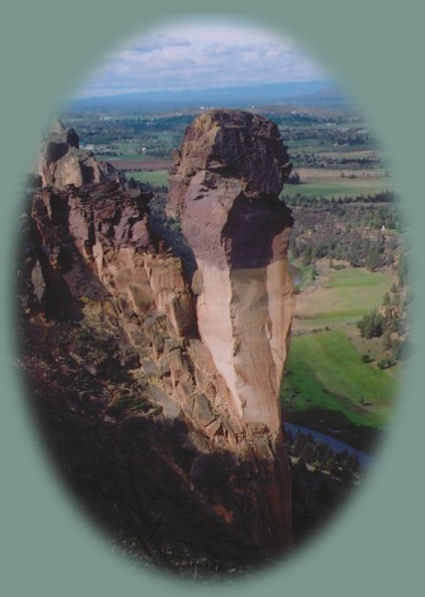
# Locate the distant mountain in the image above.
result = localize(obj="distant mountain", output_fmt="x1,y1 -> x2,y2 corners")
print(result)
283,83 -> 351,107
65,81 -> 341,114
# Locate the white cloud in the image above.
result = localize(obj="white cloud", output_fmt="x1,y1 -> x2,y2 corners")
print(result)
74,18 -> 328,98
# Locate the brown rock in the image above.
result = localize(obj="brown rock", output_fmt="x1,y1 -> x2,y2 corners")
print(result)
19,110 -> 296,570
35,119 -> 117,189
191,393 -> 215,426
171,109 -> 295,432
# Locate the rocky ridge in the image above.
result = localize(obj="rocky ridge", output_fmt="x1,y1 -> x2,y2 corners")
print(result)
18,112 -> 295,574
35,118 -> 117,188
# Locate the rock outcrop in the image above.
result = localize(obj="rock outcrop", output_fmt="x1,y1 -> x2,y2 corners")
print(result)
18,111 -> 296,575
170,110 -> 294,432
35,119 -> 116,188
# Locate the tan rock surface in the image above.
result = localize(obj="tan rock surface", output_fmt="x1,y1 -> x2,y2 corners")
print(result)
19,111 -> 296,570
171,110 -> 295,431
35,119 -> 116,188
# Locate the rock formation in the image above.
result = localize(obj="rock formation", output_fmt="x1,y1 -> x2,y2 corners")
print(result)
170,110 -> 294,432
35,118 -> 116,188
17,111 -> 296,575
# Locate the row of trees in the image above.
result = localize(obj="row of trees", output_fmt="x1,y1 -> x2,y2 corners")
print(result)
357,251 -> 410,363
284,191 -> 396,207
287,153 -> 381,170
286,429 -> 361,481
290,229 -> 393,271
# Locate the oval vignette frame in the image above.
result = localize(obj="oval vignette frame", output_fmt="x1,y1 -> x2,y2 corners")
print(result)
0,2 -> 420,592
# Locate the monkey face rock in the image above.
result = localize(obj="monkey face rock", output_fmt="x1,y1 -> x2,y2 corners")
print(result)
169,110 -> 295,433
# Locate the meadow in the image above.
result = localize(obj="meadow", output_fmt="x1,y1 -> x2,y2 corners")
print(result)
282,330 -> 395,430
130,169 -> 169,188
282,175 -> 392,199
64,105 -> 391,200
282,265 -> 398,444
293,267 -> 393,330
125,166 -> 392,198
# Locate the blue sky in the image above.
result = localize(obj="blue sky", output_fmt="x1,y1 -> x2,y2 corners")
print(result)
75,18 -> 328,98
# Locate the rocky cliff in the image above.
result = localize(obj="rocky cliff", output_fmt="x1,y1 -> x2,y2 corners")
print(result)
17,111 -> 296,575
170,110 -> 294,432
35,118 -> 117,188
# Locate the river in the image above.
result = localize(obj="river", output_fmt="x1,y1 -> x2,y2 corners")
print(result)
284,422 -> 370,467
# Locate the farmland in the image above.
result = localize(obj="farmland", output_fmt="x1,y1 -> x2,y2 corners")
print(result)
281,260 -> 402,449
62,105 -> 392,199
282,330 -> 395,430
281,174 -> 392,199
129,169 -> 169,189
127,168 -> 392,199
293,267 -> 393,331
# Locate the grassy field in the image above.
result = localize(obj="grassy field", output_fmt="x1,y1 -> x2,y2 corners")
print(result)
318,149 -> 379,160
129,170 -> 169,188
294,267 -> 393,331
282,330 -> 396,430
282,176 -> 392,199
116,161 -> 393,197
283,266 -> 397,441
121,164 -> 393,197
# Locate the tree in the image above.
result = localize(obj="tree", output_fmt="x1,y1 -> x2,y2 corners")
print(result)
397,252 -> 408,287
287,171 -> 301,185
365,235 -> 384,271
377,357 -> 394,369
358,308 -> 385,339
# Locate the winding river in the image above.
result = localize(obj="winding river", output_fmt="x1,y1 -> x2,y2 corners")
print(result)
284,422 -> 370,467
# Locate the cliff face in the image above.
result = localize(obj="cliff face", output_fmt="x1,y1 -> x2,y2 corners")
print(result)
18,111 -> 296,574
170,110 -> 294,431
35,119 -> 116,188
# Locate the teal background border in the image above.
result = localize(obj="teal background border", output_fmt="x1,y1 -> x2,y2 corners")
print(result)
1,1 -> 423,595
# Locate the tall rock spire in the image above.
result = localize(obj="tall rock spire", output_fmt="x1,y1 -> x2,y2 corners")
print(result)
170,110 -> 295,432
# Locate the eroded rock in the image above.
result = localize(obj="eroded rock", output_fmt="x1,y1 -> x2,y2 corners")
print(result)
171,110 -> 295,432
35,119 -> 117,188
18,111 -> 296,573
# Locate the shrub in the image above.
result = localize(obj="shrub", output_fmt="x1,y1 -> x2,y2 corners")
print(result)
377,357 -> 394,369
358,308 -> 385,339
383,330 -> 393,350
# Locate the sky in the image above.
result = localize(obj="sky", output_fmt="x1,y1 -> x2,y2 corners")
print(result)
75,18 -> 328,98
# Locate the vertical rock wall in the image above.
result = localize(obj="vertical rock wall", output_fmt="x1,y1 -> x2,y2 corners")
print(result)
19,111 -> 296,570
169,110 -> 295,432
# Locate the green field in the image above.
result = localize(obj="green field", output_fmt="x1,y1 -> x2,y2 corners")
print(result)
284,266 -> 398,439
295,267 -> 393,330
282,330 -> 396,429
129,170 -> 169,188
125,169 -> 392,197
282,177 -> 392,199
126,168 -> 392,197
